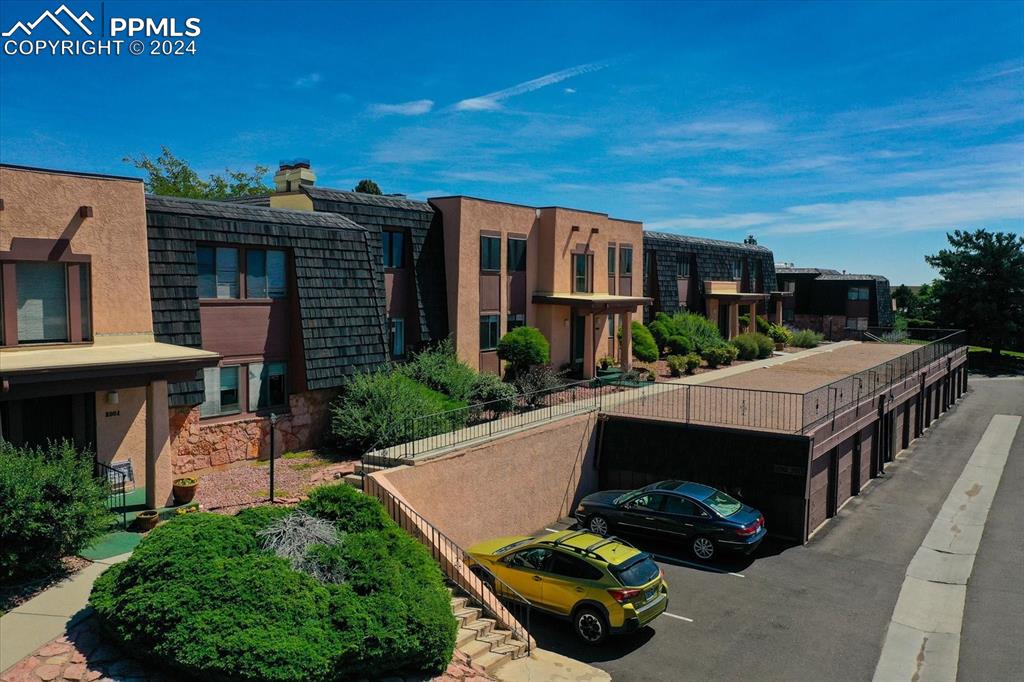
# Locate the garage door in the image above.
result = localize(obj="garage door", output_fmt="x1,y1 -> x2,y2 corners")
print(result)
807,451 -> 831,534
836,437 -> 853,509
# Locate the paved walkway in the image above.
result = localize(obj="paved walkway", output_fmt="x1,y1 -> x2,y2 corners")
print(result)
873,413 -> 1022,681
0,554 -> 130,674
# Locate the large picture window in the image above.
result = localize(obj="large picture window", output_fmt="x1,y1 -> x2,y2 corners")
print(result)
248,361 -> 288,411
201,366 -> 241,417
246,249 -> 287,299
507,237 -> 526,272
480,235 -> 501,272
197,246 -> 239,299
382,231 -> 405,268
480,314 -> 500,351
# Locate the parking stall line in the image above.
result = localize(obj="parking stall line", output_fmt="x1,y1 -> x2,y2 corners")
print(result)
661,612 -> 694,623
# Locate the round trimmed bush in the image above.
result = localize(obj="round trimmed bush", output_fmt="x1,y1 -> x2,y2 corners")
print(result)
647,320 -> 671,352
628,321 -> 659,362
496,326 -> 550,379
666,334 -> 695,356
91,486 -> 457,681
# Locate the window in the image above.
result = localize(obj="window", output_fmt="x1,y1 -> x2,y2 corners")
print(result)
480,314 -> 499,350
507,313 -> 525,332
248,361 -> 288,411
79,265 -> 92,341
783,280 -> 796,293
549,552 -> 604,580
200,366 -> 240,417
663,495 -> 701,516
608,314 -> 616,339
15,262 -> 69,343
846,317 -> 868,330
619,246 -> 633,275
480,235 -> 501,271
608,245 -> 616,275
573,253 -> 590,293
701,489 -> 742,517
507,547 -> 552,571
677,255 -> 690,278
246,249 -> 287,298
625,493 -> 663,511
644,250 -> 651,279
382,231 -> 404,268
730,260 -> 742,280
390,318 -> 405,357
507,237 -> 526,272
848,286 -> 870,301
783,307 -> 795,323
197,246 -> 239,299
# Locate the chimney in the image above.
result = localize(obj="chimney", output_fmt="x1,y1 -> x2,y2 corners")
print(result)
273,159 -> 316,193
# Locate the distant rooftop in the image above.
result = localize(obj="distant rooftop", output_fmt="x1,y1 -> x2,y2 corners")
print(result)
644,230 -> 772,253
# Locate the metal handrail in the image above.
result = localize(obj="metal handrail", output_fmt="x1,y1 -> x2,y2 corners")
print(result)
363,477 -> 533,657
94,460 -> 128,529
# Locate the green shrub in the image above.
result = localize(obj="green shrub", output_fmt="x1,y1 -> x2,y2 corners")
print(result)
653,312 -> 724,354
791,329 -> 824,348
401,339 -> 478,402
468,372 -> 517,412
666,334 -> 695,356
768,324 -> 792,345
684,353 -> 702,374
235,505 -> 293,533
629,321 -> 659,362
755,333 -> 775,358
514,364 -> 566,405
730,333 -> 758,360
598,356 -> 616,370
0,440 -> 112,581
722,344 -> 739,364
702,344 -> 737,368
738,313 -> 750,328
300,484 -> 391,534
91,486 -> 457,681
496,326 -> 550,380
331,371 -> 466,452
647,320 -> 671,352
666,354 -> 686,377
756,315 -> 772,335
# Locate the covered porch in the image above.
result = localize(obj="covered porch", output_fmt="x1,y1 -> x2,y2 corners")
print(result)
0,340 -> 219,508
703,281 -> 774,339
532,293 -> 651,379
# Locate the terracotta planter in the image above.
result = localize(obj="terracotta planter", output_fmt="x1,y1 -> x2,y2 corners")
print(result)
172,478 -> 198,505
136,510 -> 159,531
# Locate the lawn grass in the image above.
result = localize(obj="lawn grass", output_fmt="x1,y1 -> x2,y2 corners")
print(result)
969,346 -> 1024,359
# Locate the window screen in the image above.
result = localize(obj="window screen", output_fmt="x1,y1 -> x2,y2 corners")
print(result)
248,362 -> 288,411
507,237 -> 526,272
480,314 -> 500,350
16,262 -> 68,343
382,231 -> 405,268
480,236 -> 501,271
390,318 -> 405,357
619,247 -> 633,275
201,366 -> 241,417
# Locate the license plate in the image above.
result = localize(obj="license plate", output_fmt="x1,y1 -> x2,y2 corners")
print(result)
644,588 -> 657,603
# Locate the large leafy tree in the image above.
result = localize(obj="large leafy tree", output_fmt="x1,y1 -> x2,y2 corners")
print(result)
353,179 -> 382,195
925,229 -> 1024,356
125,146 -> 271,199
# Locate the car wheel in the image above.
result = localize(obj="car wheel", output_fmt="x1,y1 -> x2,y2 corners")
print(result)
574,607 -> 608,645
588,515 -> 609,536
692,536 -> 716,561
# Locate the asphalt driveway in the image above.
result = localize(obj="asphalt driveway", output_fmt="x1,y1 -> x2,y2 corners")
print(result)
530,376 -> 1023,681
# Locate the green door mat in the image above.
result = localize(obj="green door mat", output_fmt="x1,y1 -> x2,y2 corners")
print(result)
81,531 -> 143,561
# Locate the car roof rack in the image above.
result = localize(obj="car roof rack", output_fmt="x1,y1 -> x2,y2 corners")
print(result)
537,532 -> 637,560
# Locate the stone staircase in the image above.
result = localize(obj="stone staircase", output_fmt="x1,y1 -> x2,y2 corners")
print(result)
450,589 -> 529,676
340,461 -> 387,491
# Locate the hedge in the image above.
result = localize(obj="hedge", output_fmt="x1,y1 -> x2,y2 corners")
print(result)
647,312 -> 724,355
791,329 -> 824,348
0,440 -> 111,581
90,485 -> 457,681
731,332 -> 773,360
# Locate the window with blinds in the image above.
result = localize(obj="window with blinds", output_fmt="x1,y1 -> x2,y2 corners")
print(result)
200,366 -> 241,417
247,249 -> 287,298
248,362 -> 288,412
16,262 -> 68,343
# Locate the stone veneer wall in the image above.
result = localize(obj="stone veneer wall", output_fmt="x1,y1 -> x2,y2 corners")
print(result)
169,389 -> 336,474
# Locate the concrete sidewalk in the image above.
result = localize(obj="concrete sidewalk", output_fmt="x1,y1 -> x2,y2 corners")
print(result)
0,553 -> 130,673
497,647 -> 611,682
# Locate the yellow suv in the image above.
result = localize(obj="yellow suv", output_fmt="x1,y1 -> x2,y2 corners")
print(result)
467,530 -> 668,643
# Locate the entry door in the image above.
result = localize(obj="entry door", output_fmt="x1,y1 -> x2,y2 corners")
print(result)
718,304 -> 730,338
570,313 -> 586,376
826,448 -> 839,518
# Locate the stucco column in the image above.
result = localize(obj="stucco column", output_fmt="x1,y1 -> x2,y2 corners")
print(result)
619,310 -> 633,371
729,303 -> 739,339
747,301 -> 757,333
775,299 -> 783,324
145,379 -> 174,508
582,313 -> 595,379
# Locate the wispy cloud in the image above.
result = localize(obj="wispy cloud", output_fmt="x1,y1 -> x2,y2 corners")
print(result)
611,117 -> 778,156
454,60 -> 610,111
293,73 -> 321,89
369,99 -> 434,116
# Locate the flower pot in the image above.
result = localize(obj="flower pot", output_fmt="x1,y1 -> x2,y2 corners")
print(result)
775,342 -> 785,351
136,510 -> 159,531
172,478 -> 198,505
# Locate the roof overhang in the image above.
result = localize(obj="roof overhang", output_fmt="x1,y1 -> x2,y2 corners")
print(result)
532,292 -> 651,313
703,292 -> 771,304
1,342 -> 220,399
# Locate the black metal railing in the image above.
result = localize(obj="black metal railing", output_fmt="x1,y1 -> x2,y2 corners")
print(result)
802,329 -> 967,432
603,382 -> 805,433
363,476 -> 532,656
401,380 -> 610,459
95,460 -> 128,529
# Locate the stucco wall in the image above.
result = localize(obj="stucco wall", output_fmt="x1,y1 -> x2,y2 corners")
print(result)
94,386 -> 147,482
0,166 -> 152,337
380,412 -> 602,547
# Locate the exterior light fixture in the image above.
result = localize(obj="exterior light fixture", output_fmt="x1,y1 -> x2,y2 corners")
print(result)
106,391 -> 119,405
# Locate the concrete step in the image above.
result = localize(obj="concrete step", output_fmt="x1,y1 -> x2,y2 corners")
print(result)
472,650 -> 514,676
354,462 -> 387,475
341,473 -> 364,490
478,631 -> 510,649
456,627 -> 479,647
453,606 -> 481,626
463,617 -> 495,637
495,639 -> 528,658
450,596 -> 468,611
459,638 -> 493,659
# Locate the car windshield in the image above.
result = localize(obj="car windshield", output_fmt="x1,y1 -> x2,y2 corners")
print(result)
702,489 -> 742,516
610,554 -> 660,587
612,491 -> 634,505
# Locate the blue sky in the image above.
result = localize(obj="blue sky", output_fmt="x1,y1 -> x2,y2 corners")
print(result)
2,0 -> 1022,284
